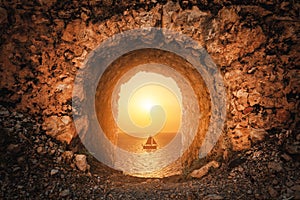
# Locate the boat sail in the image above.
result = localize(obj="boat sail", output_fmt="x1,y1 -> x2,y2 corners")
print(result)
143,136 -> 158,150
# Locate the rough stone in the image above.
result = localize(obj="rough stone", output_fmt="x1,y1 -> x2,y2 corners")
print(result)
36,146 -> 45,155
249,129 -> 267,143
268,162 -> 283,172
285,144 -> 300,155
190,161 -> 219,179
50,169 -> 59,176
0,108 -> 9,117
275,109 -> 291,124
7,144 -> 21,154
281,153 -> 292,162
42,115 -> 76,144
59,189 -> 70,197
291,185 -> 300,191
203,194 -> 224,200
61,19 -> 86,42
230,128 -> 251,151
294,192 -> 300,200
12,33 -> 28,43
75,154 -> 89,172
62,151 -> 74,164
248,92 -> 261,106
268,186 -> 278,198
243,107 -> 254,115
0,7 -> 7,24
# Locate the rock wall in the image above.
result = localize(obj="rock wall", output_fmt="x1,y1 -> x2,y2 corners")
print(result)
0,1 -> 299,165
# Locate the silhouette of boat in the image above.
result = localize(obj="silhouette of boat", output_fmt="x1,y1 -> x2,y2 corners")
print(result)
143,136 -> 158,150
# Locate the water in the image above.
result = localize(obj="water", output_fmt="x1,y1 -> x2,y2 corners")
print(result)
116,132 -> 178,153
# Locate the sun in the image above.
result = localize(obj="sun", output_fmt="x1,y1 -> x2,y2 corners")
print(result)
128,85 -> 162,128
141,98 -> 155,111
115,71 -> 182,138
128,84 -> 180,131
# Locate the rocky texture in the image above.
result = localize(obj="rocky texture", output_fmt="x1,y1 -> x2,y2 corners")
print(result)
42,115 -> 75,144
1,105 -> 299,199
75,154 -> 90,172
0,0 -> 299,189
0,0 -> 298,153
190,160 -> 220,178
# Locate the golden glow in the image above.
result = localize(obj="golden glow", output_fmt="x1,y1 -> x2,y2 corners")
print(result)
114,70 -> 183,152
128,84 -> 181,133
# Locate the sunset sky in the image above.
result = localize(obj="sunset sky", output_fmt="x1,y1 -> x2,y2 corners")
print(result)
116,71 -> 182,139
127,84 -> 181,134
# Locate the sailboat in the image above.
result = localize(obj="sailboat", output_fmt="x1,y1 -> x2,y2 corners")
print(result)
143,136 -> 158,150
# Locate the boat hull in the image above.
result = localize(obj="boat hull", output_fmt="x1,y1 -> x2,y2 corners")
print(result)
143,145 -> 157,150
